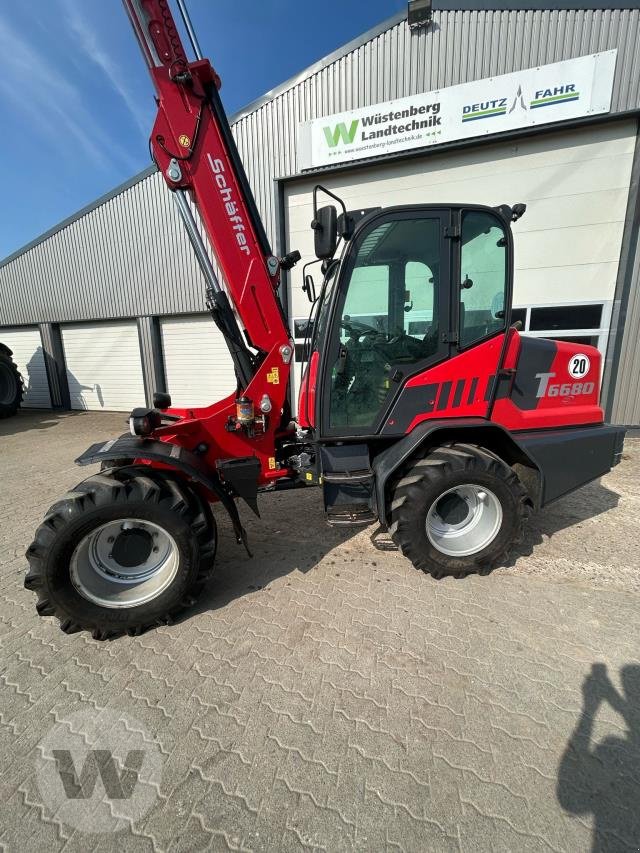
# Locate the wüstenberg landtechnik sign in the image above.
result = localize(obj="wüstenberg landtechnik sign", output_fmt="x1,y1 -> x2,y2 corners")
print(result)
298,51 -> 617,170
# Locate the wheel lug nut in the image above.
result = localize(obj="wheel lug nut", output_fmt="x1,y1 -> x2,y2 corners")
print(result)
107,536 -> 114,543
477,491 -> 487,501
153,547 -> 159,553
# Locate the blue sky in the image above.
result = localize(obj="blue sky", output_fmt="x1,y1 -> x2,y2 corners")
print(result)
1,0 -> 405,260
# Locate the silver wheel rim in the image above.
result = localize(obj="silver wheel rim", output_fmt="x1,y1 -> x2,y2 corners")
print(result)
426,484 -> 503,557
70,519 -> 180,609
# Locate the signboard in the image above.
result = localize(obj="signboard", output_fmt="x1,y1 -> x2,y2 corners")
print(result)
298,51 -> 617,170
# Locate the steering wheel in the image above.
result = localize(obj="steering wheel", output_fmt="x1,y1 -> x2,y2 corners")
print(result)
387,329 -> 409,345
340,318 -> 380,340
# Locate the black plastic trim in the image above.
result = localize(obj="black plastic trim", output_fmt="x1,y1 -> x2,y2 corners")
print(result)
216,456 -> 261,516
372,418 -> 494,524
75,435 -> 249,550
371,419 -> 625,526
515,423 -> 626,505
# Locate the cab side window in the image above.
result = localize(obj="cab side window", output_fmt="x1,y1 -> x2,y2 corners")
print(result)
404,261 -> 436,342
340,265 -> 389,339
459,212 -> 507,348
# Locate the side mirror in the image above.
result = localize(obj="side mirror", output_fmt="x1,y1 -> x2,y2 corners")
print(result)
311,205 -> 337,259
302,274 -> 317,304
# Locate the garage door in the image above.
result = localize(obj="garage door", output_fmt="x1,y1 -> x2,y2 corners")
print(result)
285,120 -> 636,401
0,326 -> 51,408
61,321 -> 145,411
160,314 -> 235,407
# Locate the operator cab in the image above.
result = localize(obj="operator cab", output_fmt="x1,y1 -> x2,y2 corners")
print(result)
299,186 -> 525,438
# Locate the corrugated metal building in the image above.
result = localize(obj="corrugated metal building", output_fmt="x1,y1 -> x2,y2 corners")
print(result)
1,0 -> 639,423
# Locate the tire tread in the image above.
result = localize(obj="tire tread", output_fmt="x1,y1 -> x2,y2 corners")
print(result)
25,467 -> 217,639
390,442 -> 530,579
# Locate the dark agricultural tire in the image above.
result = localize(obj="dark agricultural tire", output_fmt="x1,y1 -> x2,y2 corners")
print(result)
0,350 -> 24,418
25,467 -> 217,640
390,442 -> 531,579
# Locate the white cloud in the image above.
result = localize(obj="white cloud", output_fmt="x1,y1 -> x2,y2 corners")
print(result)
0,15 -> 137,173
62,0 -> 150,138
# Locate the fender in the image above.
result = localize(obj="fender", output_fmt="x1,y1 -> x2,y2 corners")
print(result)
75,435 -> 251,554
372,419 -> 625,526
371,418 -> 541,525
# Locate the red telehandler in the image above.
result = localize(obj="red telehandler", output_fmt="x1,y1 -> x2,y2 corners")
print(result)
26,0 -> 625,639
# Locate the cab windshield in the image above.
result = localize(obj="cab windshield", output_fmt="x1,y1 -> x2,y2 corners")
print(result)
328,216 -> 442,429
307,258 -> 340,360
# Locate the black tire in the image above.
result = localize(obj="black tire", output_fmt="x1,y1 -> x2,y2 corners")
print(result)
0,350 -> 23,418
25,467 -> 217,639
390,443 -> 530,579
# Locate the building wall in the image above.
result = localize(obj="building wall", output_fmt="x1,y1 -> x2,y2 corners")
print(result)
232,6 -> 640,245
605,127 -> 640,426
1,6 -> 639,419
284,119 -> 636,405
0,171 -> 209,326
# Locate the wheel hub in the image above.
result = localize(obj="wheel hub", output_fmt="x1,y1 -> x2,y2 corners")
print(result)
111,527 -> 153,568
434,492 -> 469,526
426,484 -> 502,557
70,518 -> 179,609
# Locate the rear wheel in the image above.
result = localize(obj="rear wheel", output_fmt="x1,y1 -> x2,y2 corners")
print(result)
390,443 -> 530,578
0,351 -> 23,418
25,468 -> 217,639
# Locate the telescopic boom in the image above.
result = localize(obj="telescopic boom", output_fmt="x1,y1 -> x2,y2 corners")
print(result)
122,0 -> 293,388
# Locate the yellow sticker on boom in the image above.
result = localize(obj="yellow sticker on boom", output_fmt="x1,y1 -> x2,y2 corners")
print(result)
178,134 -> 191,148
268,457 -> 276,470
266,367 -> 280,385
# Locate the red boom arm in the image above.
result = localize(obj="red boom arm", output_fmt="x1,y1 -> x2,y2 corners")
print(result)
122,0 -> 295,489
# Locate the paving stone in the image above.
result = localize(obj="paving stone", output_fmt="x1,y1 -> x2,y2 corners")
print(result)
1,410 -> 639,852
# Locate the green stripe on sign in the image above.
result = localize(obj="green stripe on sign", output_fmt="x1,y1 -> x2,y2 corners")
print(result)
462,106 -> 507,119
530,91 -> 580,105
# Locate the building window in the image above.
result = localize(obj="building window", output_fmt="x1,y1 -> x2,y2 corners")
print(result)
529,304 -> 603,332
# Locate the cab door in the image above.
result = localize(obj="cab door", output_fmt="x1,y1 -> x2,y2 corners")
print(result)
375,206 -> 512,434
317,209 -> 451,438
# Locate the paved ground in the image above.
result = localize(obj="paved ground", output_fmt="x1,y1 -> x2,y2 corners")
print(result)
1,410 -> 639,853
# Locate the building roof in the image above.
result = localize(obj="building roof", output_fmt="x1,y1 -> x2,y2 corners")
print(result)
3,0 -> 640,268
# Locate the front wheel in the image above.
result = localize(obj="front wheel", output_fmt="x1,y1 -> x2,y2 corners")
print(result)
390,443 -> 530,579
25,468 -> 217,639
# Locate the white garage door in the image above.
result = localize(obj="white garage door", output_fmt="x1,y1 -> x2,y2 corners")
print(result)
0,326 -> 51,408
285,120 -> 636,401
62,321 -> 145,411
160,314 -> 235,407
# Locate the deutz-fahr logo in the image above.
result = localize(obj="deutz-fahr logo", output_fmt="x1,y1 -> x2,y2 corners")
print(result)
462,81 -> 579,123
